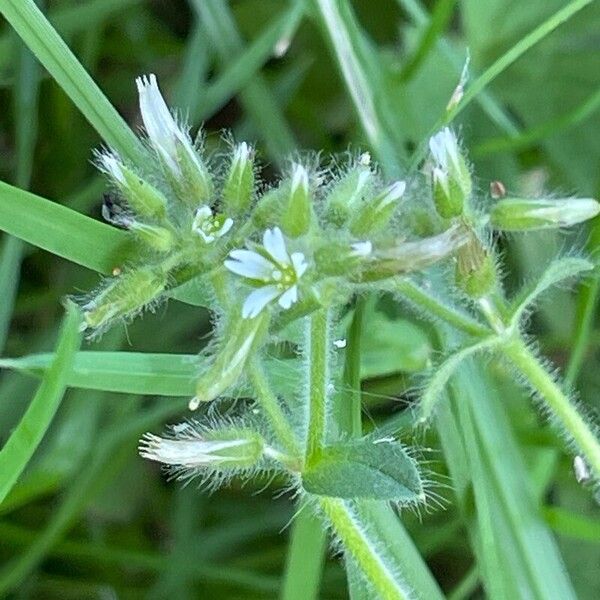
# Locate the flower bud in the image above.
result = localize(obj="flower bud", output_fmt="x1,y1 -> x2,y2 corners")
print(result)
98,153 -> 169,221
82,267 -> 167,330
251,184 -> 287,229
222,142 -> 255,214
325,165 -> 372,226
357,225 -> 469,282
136,74 -> 213,207
490,197 -> 600,231
191,310 -> 270,409
128,222 -> 174,253
429,128 -> 471,218
350,180 -> 406,236
314,240 -> 372,277
455,236 -> 496,298
139,424 -> 265,472
282,164 -> 313,237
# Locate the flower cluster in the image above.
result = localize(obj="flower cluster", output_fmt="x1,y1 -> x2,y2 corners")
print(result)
76,74 -> 600,497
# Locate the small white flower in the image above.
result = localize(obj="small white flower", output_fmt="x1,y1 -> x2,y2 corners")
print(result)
224,227 -> 308,318
192,205 -> 233,243
350,241 -> 372,257
136,74 -> 201,176
140,433 -> 248,467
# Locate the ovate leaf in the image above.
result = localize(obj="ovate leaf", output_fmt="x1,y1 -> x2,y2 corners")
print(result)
302,439 -> 422,501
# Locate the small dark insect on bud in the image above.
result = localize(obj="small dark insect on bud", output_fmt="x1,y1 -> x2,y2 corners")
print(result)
490,180 -> 506,199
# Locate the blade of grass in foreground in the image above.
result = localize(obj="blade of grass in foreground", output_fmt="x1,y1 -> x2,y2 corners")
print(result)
0,303 -> 82,505
440,358 -> 577,599
0,0 -> 144,162
0,181 -> 134,275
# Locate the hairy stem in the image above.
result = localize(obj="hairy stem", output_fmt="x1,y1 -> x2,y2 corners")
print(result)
503,337 -> 600,477
306,309 -> 329,462
395,278 -> 490,337
248,360 -> 299,457
319,498 -> 411,600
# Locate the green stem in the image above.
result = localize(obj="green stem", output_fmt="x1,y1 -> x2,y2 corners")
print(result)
395,279 -> 490,337
565,277 -> 599,386
503,337 -> 600,478
306,310 -> 329,462
0,0 -> 144,162
248,360 -> 299,458
319,498 -> 410,600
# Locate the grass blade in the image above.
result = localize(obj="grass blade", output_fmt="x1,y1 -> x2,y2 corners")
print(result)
0,0 -> 144,162
0,302 -> 82,505
0,181 -> 134,274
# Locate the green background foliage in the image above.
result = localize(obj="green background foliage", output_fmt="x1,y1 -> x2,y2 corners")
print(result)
0,0 -> 599,597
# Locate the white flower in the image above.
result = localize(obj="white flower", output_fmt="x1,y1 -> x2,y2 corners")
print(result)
192,205 -> 233,243
350,241 -> 372,257
224,227 -> 308,318
136,74 -> 201,176
139,433 -> 249,467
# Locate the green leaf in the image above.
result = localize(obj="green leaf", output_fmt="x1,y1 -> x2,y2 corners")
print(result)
302,439 -> 422,501
361,312 -> 431,377
0,181 -> 135,275
0,303 -> 82,505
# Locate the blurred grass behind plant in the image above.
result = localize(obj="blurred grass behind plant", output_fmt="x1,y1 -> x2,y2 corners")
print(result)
0,0 -> 599,598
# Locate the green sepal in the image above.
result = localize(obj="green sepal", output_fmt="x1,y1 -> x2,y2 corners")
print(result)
222,142 -> 254,215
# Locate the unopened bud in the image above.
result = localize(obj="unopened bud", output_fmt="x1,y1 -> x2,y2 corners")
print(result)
129,222 -> 174,252
429,128 -> 471,218
455,236 -> 496,298
191,311 -> 270,408
136,74 -> 213,206
98,153 -> 169,221
314,240 -> 372,277
490,197 -> 600,231
139,424 -> 265,471
350,180 -> 406,236
282,164 -> 313,237
252,185 -> 287,229
325,166 -> 372,226
357,225 -> 469,282
82,267 -> 167,330
222,142 -> 255,214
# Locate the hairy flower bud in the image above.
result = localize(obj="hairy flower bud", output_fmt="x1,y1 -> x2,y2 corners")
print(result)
191,311 -> 270,409
455,235 -> 496,298
350,180 -> 406,236
136,74 -> 212,207
282,164 -> 313,237
82,267 -> 167,330
357,225 -> 469,282
490,197 -> 600,231
325,165 -> 372,226
222,142 -> 255,214
98,153 -> 169,221
429,128 -> 471,218
139,423 -> 265,473
128,222 -> 174,252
